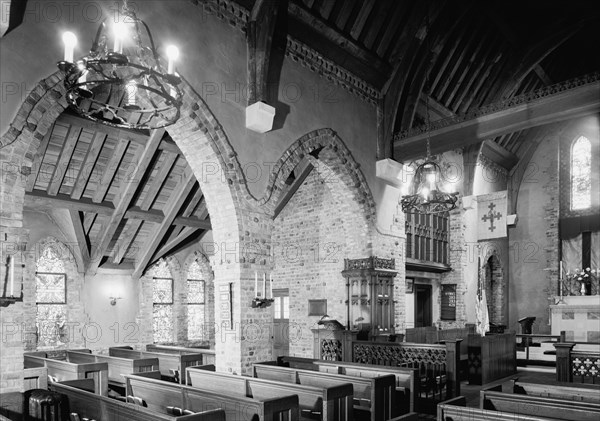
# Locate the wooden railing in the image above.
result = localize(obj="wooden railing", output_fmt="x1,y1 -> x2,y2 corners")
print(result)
555,343 -> 600,384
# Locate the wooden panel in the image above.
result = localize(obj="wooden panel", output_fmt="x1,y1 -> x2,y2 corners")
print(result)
441,284 -> 457,321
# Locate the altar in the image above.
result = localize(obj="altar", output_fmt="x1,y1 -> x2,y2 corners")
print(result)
550,296 -> 600,343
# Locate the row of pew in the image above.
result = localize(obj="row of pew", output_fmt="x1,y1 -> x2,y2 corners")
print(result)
437,379 -> 600,421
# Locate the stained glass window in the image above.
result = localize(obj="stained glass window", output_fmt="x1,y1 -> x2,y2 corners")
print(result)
35,244 -> 67,348
187,261 -> 205,340
571,136 -> 592,210
151,259 -> 174,343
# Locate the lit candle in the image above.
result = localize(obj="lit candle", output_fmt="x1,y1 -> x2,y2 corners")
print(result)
269,273 -> 273,299
263,273 -> 266,298
126,81 -> 136,106
113,22 -> 126,53
559,261 -> 563,280
166,45 -> 179,74
62,32 -> 77,63
9,255 -> 14,297
255,272 -> 258,297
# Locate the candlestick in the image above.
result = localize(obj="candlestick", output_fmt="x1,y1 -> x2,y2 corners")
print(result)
255,272 -> 258,297
269,273 -> 273,299
263,273 -> 266,298
9,255 -> 14,297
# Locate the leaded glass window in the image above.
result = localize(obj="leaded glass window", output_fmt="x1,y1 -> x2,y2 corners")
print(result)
187,261 -> 205,340
152,260 -> 174,343
571,136 -> 592,210
36,245 -> 67,348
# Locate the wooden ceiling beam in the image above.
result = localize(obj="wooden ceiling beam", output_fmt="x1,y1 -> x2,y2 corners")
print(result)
181,188 -> 203,218
92,139 -> 130,203
68,210 -> 90,272
47,125 -> 82,196
87,129 -> 164,276
57,112 -> 181,154
273,162 -> 314,219
375,1 -> 411,58
152,226 -> 201,265
333,0 -> 356,30
71,132 -> 107,200
480,140 -> 519,171
111,220 -> 143,265
317,0 -> 335,21
362,0 -> 393,50
133,169 -> 197,279
349,0 -> 375,40
139,152 -> 178,211
394,78 -> 600,161
26,124 -> 54,192
23,190 -> 211,229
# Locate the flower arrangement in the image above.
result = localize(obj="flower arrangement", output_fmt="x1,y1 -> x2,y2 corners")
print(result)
563,267 -> 599,296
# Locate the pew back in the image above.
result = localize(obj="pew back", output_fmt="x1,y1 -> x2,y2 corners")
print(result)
481,388 -> 600,421
512,380 -> 600,403
145,345 -> 216,365
187,366 -> 353,421
125,373 -> 299,421
67,351 -> 159,385
24,353 -> 108,396
23,367 -> 48,391
50,380 -> 226,421
253,363 -> 396,421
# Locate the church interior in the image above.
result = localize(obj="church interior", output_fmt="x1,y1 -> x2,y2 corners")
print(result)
1,0 -> 599,420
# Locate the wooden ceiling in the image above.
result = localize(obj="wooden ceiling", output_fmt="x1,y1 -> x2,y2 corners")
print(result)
24,112 -> 211,278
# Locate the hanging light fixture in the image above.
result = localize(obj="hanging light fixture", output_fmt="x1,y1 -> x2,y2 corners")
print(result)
400,14 -> 458,215
57,0 -> 182,130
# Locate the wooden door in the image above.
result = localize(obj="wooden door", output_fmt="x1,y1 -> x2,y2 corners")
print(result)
415,284 -> 432,327
272,288 -> 289,358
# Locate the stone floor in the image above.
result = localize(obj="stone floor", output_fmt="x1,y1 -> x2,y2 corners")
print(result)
417,366 -> 557,420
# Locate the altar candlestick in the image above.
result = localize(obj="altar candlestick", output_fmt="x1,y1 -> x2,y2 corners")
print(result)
559,261 -> 563,298
9,256 -> 14,297
263,273 -> 266,298
269,273 -> 273,299
255,272 -> 258,296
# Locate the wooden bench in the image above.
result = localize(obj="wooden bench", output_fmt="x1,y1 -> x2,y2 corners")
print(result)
253,363 -> 396,421
437,396 -> 553,421
23,367 -> 48,391
313,360 -> 418,414
109,346 -> 203,384
481,385 -> 600,421
512,379 -> 600,403
125,372 -> 299,421
24,353 -> 108,396
50,379 -> 226,421
66,350 -> 159,387
187,365 -> 353,421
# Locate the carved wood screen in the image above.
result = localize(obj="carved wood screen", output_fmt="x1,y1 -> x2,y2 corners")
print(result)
405,212 -> 449,264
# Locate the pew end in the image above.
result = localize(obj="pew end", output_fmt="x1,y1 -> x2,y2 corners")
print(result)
390,412 -> 418,421
436,395 -> 466,421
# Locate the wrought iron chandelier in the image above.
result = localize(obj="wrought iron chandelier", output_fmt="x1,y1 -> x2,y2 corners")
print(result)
400,79 -> 458,214
57,0 -> 182,130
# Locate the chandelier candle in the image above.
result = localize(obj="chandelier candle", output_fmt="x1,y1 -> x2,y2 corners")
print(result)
62,32 -> 77,62
269,273 -> 273,299
113,22 -> 126,53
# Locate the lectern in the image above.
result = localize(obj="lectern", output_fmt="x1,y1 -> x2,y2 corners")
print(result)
518,316 -> 536,347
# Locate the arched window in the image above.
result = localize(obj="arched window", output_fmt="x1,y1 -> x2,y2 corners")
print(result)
187,261 -> 205,341
36,244 -> 67,348
152,259 -> 173,343
571,136 -> 592,210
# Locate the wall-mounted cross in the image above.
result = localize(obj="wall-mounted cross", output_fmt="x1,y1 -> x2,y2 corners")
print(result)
481,202 -> 502,232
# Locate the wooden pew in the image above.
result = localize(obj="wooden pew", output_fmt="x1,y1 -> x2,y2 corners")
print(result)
187,365 -> 353,421
109,346 -> 203,384
512,379 -> 600,403
50,379 -> 226,421
253,363 -> 396,421
66,350 -> 159,387
481,385 -> 600,421
437,396 -> 553,421
313,360 -> 418,414
24,353 -> 108,396
125,373 -> 299,421
23,367 -> 48,391
145,344 -> 216,365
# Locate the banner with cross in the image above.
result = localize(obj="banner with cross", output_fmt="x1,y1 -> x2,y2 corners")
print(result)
477,190 -> 508,240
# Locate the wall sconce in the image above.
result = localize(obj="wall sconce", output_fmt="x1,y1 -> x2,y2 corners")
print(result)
109,296 -> 122,306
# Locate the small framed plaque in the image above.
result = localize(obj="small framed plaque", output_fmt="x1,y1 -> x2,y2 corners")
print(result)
406,278 -> 414,294
308,299 -> 327,316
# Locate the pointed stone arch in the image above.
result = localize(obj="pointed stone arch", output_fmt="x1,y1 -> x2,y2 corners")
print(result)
481,248 -> 506,325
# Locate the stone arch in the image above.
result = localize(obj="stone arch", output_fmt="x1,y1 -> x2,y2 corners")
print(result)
481,249 -> 505,325
261,128 -> 377,227
1,70 -> 262,373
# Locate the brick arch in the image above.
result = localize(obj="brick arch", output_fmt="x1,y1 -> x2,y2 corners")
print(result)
261,128 -> 377,226
34,236 -> 80,273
